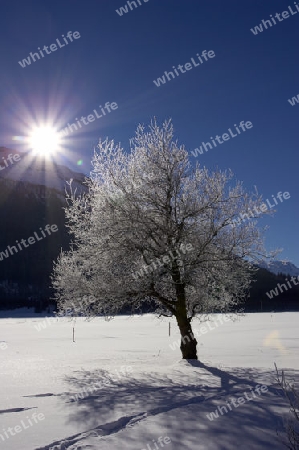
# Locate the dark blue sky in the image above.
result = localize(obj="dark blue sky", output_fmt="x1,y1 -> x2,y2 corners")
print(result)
0,0 -> 298,265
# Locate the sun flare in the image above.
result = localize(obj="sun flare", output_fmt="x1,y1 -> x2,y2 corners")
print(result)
29,126 -> 61,157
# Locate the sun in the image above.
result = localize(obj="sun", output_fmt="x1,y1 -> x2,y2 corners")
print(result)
29,126 -> 61,157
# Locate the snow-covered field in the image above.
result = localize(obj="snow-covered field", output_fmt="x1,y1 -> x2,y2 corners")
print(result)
0,311 -> 298,450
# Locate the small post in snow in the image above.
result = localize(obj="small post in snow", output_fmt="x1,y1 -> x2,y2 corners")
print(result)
72,317 -> 76,342
169,322 -> 171,337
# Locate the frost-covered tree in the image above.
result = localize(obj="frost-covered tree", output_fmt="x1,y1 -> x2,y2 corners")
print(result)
52,119 -> 277,360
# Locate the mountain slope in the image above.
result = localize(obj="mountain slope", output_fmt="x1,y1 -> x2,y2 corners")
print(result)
258,260 -> 299,277
0,147 -> 86,195
0,147 -> 87,310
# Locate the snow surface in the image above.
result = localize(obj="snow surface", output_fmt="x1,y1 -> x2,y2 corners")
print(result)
0,312 -> 298,449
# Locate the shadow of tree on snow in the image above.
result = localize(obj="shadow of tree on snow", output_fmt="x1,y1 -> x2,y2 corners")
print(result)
45,362 -> 299,450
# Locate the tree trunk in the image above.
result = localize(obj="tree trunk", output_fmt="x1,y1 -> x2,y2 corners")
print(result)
170,258 -> 198,359
176,316 -> 198,360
